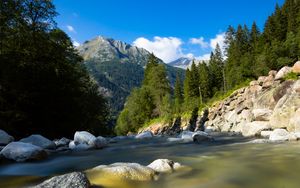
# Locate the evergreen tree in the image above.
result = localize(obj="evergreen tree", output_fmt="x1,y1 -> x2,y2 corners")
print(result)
0,0 -> 109,138
174,72 -> 183,114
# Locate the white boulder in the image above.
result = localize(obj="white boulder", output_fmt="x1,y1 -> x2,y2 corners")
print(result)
269,129 -> 289,141
0,142 -> 47,162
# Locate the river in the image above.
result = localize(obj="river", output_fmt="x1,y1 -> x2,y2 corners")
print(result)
0,134 -> 300,188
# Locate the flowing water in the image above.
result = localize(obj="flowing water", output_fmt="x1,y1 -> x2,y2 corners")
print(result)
1,134 -> 300,188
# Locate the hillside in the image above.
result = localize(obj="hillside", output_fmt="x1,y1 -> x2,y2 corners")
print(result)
78,36 -> 185,115
141,61 -> 300,140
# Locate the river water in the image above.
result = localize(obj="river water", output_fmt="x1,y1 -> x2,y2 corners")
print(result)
1,134 -> 300,188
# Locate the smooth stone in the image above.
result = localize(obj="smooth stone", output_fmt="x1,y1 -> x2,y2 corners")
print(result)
269,129 -> 289,141
242,121 -> 270,137
20,134 -> 56,150
0,129 -> 14,145
30,172 -> 90,188
86,162 -> 158,183
260,131 -> 273,138
275,66 -> 292,80
0,142 -> 47,162
135,131 -> 153,139
147,159 -> 182,173
74,131 -> 97,147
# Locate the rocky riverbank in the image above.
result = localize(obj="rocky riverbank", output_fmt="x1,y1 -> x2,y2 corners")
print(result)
140,61 -> 300,143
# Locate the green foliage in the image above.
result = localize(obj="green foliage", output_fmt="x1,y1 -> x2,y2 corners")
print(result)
0,0 -> 109,138
283,72 -> 300,81
115,55 -> 172,135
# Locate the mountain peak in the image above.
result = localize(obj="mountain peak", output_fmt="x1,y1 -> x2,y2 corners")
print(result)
78,35 -> 150,66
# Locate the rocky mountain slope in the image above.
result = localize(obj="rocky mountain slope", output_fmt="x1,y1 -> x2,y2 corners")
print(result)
169,57 -> 209,69
142,61 -> 300,141
77,36 -> 185,115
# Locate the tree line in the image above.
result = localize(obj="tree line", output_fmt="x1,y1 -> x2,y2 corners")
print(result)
0,0 -> 109,139
116,0 -> 300,135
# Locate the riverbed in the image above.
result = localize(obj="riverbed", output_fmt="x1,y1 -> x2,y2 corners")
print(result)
1,134 -> 300,188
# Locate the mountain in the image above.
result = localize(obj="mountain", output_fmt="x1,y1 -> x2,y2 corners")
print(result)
169,57 -> 209,69
169,57 -> 193,69
78,36 -> 185,116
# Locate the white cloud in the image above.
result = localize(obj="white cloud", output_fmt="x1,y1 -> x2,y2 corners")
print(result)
210,32 -> 225,50
72,40 -> 80,47
189,37 -> 209,49
133,36 -> 183,63
66,25 -> 76,33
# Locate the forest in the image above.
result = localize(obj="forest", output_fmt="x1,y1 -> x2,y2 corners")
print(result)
115,0 -> 300,134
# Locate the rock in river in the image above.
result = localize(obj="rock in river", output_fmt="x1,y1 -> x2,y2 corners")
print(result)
20,134 -> 56,150
0,142 -> 47,162
147,159 -> 182,173
0,129 -> 14,145
30,172 -> 90,188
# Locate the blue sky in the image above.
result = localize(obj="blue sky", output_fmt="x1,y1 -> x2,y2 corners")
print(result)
53,0 -> 284,63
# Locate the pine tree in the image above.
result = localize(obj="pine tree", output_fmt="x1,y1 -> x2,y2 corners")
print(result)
174,72 -> 183,113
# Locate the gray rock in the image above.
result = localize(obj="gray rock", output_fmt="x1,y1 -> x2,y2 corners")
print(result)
135,131 -> 153,139
252,108 -> 273,121
0,142 -> 47,162
192,131 -> 213,143
0,129 -> 14,145
242,121 -> 271,137
95,136 -> 108,148
178,131 -> 194,141
147,159 -> 182,173
69,141 -> 92,151
31,172 -> 90,188
20,134 -> 56,150
54,137 -> 71,147
269,129 -> 290,141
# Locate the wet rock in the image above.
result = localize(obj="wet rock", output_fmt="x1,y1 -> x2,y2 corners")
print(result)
192,131 -> 213,143
242,121 -> 270,137
0,129 -> 14,145
69,141 -> 92,151
0,142 -> 47,162
269,129 -> 289,141
86,162 -> 158,182
74,131 -> 96,146
275,66 -> 292,80
135,131 -> 153,139
252,108 -> 273,121
31,172 -> 90,188
54,137 -> 71,147
20,134 -> 56,150
95,136 -> 108,148
147,159 -> 182,173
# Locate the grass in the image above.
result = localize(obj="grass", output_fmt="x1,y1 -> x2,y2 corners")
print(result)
283,72 -> 300,81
